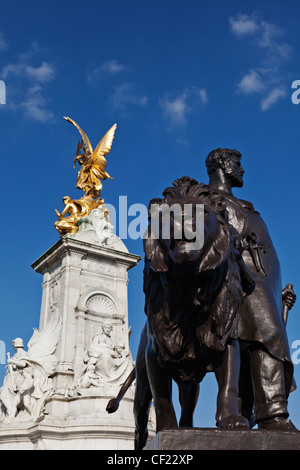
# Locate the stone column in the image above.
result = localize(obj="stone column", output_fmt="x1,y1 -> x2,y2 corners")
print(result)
31,235 -> 141,391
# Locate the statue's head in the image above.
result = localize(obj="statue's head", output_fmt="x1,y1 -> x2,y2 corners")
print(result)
144,177 -> 231,275
205,148 -> 244,188
12,338 -> 24,350
63,196 -> 71,204
102,322 -> 113,336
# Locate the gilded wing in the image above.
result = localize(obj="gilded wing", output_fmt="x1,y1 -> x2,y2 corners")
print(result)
91,123 -> 117,172
64,117 -> 93,156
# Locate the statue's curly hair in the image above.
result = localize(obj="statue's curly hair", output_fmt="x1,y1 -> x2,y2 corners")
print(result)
205,148 -> 242,175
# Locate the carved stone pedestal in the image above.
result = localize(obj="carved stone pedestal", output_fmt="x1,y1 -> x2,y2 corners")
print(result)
0,220 -> 155,450
144,428 -> 300,451
0,387 -> 138,450
32,234 -> 140,393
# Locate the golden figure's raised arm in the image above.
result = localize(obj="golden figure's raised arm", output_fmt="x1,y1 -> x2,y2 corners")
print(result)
73,139 -> 85,168
64,116 -> 93,156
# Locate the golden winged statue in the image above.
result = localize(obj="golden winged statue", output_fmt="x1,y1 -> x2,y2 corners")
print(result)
54,118 -> 117,237
64,116 -> 117,199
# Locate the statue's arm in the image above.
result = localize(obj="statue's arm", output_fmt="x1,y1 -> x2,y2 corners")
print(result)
106,367 -> 136,413
58,204 -> 69,220
8,358 -> 27,369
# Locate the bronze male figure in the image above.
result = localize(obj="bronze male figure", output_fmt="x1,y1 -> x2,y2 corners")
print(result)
205,148 -> 297,431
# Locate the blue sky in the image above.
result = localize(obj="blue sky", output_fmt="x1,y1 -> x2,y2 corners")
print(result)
1,0 -> 300,429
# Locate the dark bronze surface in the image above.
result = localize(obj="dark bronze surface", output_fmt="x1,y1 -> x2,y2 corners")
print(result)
144,428 -> 300,450
107,149 -> 298,450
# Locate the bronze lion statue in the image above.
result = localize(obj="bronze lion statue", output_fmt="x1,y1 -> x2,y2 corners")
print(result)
107,176 -> 253,449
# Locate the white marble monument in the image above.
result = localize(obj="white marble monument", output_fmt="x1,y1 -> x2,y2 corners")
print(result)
0,209 -> 155,450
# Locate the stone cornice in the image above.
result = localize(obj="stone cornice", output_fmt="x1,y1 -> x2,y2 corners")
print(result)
31,236 -> 142,274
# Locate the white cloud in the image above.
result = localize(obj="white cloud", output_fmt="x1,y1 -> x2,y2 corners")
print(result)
230,13 -> 291,110
160,92 -> 188,125
159,86 -> 207,126
87,59 -> 125,82
101,59 -> 125,73
229,13 -> 259,36
238,70 -> 265,95
258,20 -> 280,47
1,63 -> 24,79
109,82 -> 148,110
26,62 -> 56,83
2,60 -> 56,83
237,69 -> 287,110
196,88 -> 208,104
230,13 -> 288,56
176,138 -> 190,146
230,13 -> 292,62
0,31 -> 7,51
260,87 -> 286,111
19,85 -> 54,122
0,44 -> 56,121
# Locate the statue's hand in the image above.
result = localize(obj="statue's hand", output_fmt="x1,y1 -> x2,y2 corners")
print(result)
106,398 -> 119,414
114,347 -> 123,357
282,285 -> 296,311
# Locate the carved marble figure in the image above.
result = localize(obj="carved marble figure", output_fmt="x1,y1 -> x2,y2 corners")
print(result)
77,322 -> 133,388
0,316 -> 61,422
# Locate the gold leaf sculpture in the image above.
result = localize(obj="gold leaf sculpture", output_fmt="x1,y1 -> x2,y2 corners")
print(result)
54,118 -> 117,237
